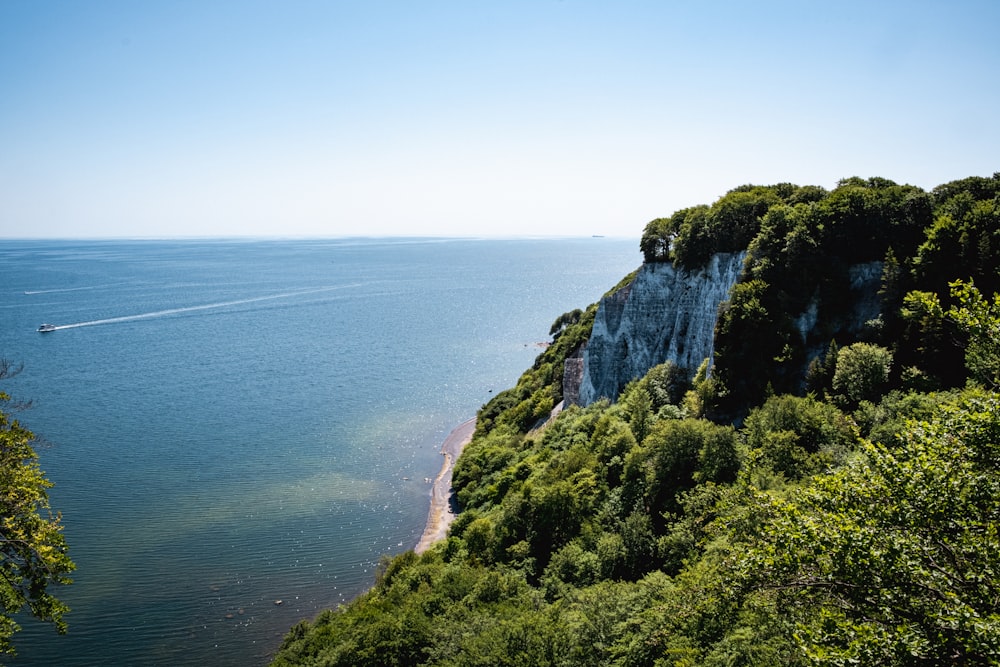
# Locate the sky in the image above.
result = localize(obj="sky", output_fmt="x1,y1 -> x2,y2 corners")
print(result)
1,1 -> 998,239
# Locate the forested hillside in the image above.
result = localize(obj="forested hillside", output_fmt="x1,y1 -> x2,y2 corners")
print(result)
271,174 -> 1000,666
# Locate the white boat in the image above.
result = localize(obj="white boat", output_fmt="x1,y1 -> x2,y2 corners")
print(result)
37,323 -> 57,333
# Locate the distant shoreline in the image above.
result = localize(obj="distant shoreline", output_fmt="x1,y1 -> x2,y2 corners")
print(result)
414,418 -> 476,554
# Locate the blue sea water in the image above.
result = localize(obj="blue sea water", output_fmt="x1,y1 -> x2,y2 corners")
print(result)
0,237 -> 640,666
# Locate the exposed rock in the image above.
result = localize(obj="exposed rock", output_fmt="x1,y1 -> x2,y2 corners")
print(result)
847,261 -> 884,331
561,346 -> 586,406
797,260 -> 884,365
576,252 -> 746,405
567,253 -> 887,407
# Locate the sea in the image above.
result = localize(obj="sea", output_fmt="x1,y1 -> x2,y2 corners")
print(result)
0,237 -> 640,666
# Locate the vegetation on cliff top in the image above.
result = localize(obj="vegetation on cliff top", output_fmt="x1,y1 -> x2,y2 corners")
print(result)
271,174 -> 1000,666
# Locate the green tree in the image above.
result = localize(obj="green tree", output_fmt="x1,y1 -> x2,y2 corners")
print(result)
735,391 -> 1000,665
804,340 -> 839,395
715,278 -> 795,410
946,279 -> 1000,388
640,217 -> 674,263
899,288 -> 962,387
548,308 -> 583,338
830,342 -> 893,407
0,362 -> 74,656
619,380 -> 654,444
623,418 -> 737,524
590,411 -> 635,486
705,186 -> 781,253
666,205 -> 714,269
742,394 -> 857,482
640,360 -> 689,412
901,280 -> 1000,389
917,174 -> 1000,296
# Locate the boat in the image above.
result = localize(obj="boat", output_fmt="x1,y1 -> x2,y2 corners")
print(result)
37,324 -> 57,333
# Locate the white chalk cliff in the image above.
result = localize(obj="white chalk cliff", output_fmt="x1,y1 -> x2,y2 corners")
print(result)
575,252 -> 746,406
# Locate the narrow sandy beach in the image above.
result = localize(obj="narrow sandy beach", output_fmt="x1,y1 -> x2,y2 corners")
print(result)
414,417 -> 476,554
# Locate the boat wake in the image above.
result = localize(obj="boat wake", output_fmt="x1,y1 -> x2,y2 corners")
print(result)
46,285 -> 356,331
24,283 -> 128,295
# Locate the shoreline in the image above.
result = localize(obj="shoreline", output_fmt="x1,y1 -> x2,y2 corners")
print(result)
414,417 -> 477,554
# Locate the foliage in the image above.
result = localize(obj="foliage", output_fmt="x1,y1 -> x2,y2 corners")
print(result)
637,361 -> 689,412
900,278 -> 1000,391
639,216 -> 673,263
742,394 -> 857,483
714,277 -> 795,412
642,173 -> 996,412
852,388 -> 956,445
899,288 -> 961,388
830,342 -> 893,407
915,173 -> 1000,296
733,391 -> 1000,665
623,418 -> 738,521
272,174 -> 1000,667
946,279 -> 1000,388
548,308 -> 583,337
640,184 -> 817,267
0,362 -> 74,657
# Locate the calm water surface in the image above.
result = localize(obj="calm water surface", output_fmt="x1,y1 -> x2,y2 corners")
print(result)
0,237 -> 639,666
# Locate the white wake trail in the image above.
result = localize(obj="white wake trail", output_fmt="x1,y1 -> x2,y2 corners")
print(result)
51,285 -> 355,331
24,283 -> 127,295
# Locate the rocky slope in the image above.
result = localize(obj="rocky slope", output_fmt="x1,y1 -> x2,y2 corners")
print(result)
567,252 -> 884,407
568,252 -> 745,405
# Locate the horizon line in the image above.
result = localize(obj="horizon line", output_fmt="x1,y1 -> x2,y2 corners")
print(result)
0,233 -> 641,242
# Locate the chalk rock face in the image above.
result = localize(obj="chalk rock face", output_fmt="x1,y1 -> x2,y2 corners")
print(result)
795,260 -> 884,360
577,252 -> 745,406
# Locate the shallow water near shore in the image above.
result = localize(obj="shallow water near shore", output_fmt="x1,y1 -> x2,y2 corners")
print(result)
0,237 -> 639,666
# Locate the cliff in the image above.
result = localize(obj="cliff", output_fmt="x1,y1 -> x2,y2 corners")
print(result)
570,252 -> 745,405
271,175 -> 1000,667
567,253 -> 885,408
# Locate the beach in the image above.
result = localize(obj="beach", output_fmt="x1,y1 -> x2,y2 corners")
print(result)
414,417 -> 476,554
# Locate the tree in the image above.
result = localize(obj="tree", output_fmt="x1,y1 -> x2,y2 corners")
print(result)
715,278 -> 794,411
916,179 -> 1000,297
735,391 -> 1000,665
742,394 -> 857,482
0,361 -> 74,656
623,418 -> 737,524
640,360 -> 688,412
640,217 -> 674,263
901,280 -> 1000,389
705,186 -> 781,253
946,279 -> 1000,388
804,340 -> 839,395
666,205 -> 713,269
899,288 -> 962,387
830,342 -> 893,407
548,308 -> 583,338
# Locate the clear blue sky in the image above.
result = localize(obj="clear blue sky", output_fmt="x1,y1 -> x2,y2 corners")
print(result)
1,1 -> 997,239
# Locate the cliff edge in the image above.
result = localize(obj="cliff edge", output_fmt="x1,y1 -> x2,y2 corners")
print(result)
569,252 -> 745,405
